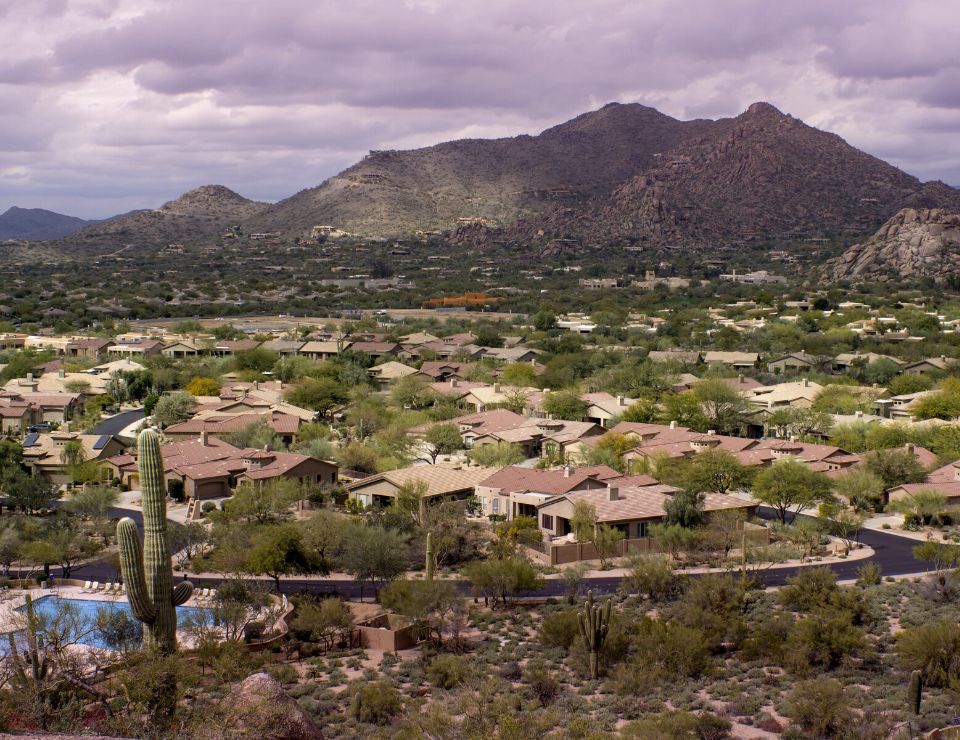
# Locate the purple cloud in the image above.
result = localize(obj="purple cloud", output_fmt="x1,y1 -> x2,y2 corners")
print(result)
0,0 -> 958,217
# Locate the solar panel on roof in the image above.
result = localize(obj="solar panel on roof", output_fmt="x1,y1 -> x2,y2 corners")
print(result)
23,433 -> 39,447
92,435 -> 110,450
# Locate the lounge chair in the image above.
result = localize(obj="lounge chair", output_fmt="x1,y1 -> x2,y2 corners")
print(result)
116,583 -> 125,594
202,588 -> 212,599
81,581 -> 92,591
89,581 -> 101,592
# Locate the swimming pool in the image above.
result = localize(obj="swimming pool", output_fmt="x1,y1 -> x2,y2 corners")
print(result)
11,595 -> 215,650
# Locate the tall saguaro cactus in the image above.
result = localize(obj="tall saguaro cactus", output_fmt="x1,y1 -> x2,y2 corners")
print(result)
908,669 -> 924,715
577,589 -> 611,680
117,429 -> 193,653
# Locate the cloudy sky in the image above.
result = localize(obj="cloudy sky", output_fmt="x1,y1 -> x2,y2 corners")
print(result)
2,0 -> 959,217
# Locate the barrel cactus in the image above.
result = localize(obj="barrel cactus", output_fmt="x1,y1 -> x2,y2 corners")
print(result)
577,589 -> 611,680
117,428 -> 193,653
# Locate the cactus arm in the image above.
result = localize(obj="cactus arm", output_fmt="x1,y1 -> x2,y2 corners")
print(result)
172,581 -> 194,607
117,517 -> 156,623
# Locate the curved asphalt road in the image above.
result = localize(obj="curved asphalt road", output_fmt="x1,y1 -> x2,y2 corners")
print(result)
59,507 -> 928,600
89,409 -> 145,438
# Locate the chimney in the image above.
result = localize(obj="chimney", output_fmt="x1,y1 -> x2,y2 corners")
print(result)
530,358 -> 537,365
617,395 -> 625,406
707,429 -> 716,435
789,434 -> 797,442
855,410 -> 863,418
254,381 -> 260,390
564,465 -> 573,478
27,373 -> 33,383
200,430 -> 208,446
669,420 -> 677,429
543,388 -> 551,394
607,486 -> 619,501
907,443 -> 915,454
58,368 -> 65,379
802,378 -> 809,387
738,373 -> 744,384
493,383 -> 501,393
450,379 -> 459,388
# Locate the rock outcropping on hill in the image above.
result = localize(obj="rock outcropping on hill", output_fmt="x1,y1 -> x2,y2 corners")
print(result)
247,101 -> 960,247
54,185 -> 270,252
826,208 -> 960,281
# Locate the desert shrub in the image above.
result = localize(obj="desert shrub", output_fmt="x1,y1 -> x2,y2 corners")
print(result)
783,613 -> 865,674
856,561 -> 882,586
201,500 -> 216,514
621,554 -> 681,601
524,660 -> 560,706
349,680 -> 402,725
779,567 -> 838,611
499,661 -> 523,681
896,620 -> 960,687
539,609 -> 581,651
666,573 -> 747,651
612,618 -> 710,693
621,710 -> 731,739
786,678 -> 848,737
267,663 -> 298,685
739,613 -> 793,663
426,654 -> 470,690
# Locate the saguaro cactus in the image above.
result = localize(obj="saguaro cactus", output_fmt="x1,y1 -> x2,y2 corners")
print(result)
908,669 -> 923,715
8,594 -> 51,689
425,531 -> 435,581
117,428 -> 193,653
577,589 -> 611,680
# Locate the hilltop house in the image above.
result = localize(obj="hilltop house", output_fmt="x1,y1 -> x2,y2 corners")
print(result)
21,432 -> 125,486
346,465 -> 495,509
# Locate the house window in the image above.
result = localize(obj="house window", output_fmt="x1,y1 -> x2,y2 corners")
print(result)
637,522 -> 649,538
492,498 -> 499,514
541,514 -> 554,531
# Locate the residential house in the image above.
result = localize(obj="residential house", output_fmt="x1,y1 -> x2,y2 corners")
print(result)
349,341 -> 401,360
210,340 -> 261,357
21,432 -> 125,486
903,356 -> 952,375
161,340 -> 204,358
766,352 -> 819,374
703,351 -> 760,369
0,392 -> 39,434
107,340 -> 164,359
417,361 -> 473,382
536,482 -> 754,540
298,341 -> 350,361
480,346 -> 542,364
368,361 -> 423,388
833,352 -> 903,373
748,379 -> 823,410
163,411 -> 302,446
346,465 -> 496,508
472,418 -> 604,461
66,338 -> 113,359
581,393 -> 636,428
260,339 -> 305,355
408,409 -> 527,448
475,464 -> 620,519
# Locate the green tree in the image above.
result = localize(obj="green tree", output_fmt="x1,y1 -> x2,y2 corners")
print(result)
420,423 -> 463,464
340,524 -> 410,600
462,557 -> 544,606
663,489 -> 705,528
863,448 -> 927,488
284,377 -> 349,416
468,442 -> 525,467
592,524 -> 625,567
571,500 -> 597,541
682,449 -> 752,494
185,376 -> 221,396
225,479 -> 301,523
752,458 -> 833,523
542,391 -> 588,421
152,391 -> 196,427
832,467 -> 886,512
692,378 -> 750,434
245,524 -> 313,591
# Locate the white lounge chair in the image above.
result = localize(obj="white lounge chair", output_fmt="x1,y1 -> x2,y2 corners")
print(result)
202,588 -> 212,599
116,583 -> 125,594
81,581 -> 92,591
89,581 -> 101,592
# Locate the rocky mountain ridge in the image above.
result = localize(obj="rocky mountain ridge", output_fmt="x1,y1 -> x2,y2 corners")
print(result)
826,208 -> 960,281
0,206 -> 92,241
52,185 -> 270,252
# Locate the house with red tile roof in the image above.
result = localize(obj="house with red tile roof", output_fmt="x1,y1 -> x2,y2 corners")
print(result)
475,464 -> 620,519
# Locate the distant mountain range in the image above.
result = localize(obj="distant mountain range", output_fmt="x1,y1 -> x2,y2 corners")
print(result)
0,206 -> 93,241
22,102 -> 960,256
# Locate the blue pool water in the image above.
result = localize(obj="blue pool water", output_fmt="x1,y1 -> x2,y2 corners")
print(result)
10,595 -> 214,650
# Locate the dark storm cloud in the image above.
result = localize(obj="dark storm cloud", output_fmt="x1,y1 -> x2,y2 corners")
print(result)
0,0 -> 958,217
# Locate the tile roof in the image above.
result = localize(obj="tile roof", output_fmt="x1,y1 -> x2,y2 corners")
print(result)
348,465 -> 497,498
478,465 -> 620,495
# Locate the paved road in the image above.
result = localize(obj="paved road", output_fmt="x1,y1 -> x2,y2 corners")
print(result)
63,509 -> 927,600
89,409 -> 145,437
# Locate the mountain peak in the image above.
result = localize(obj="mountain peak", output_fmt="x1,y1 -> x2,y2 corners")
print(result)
741,101 -> 787,120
